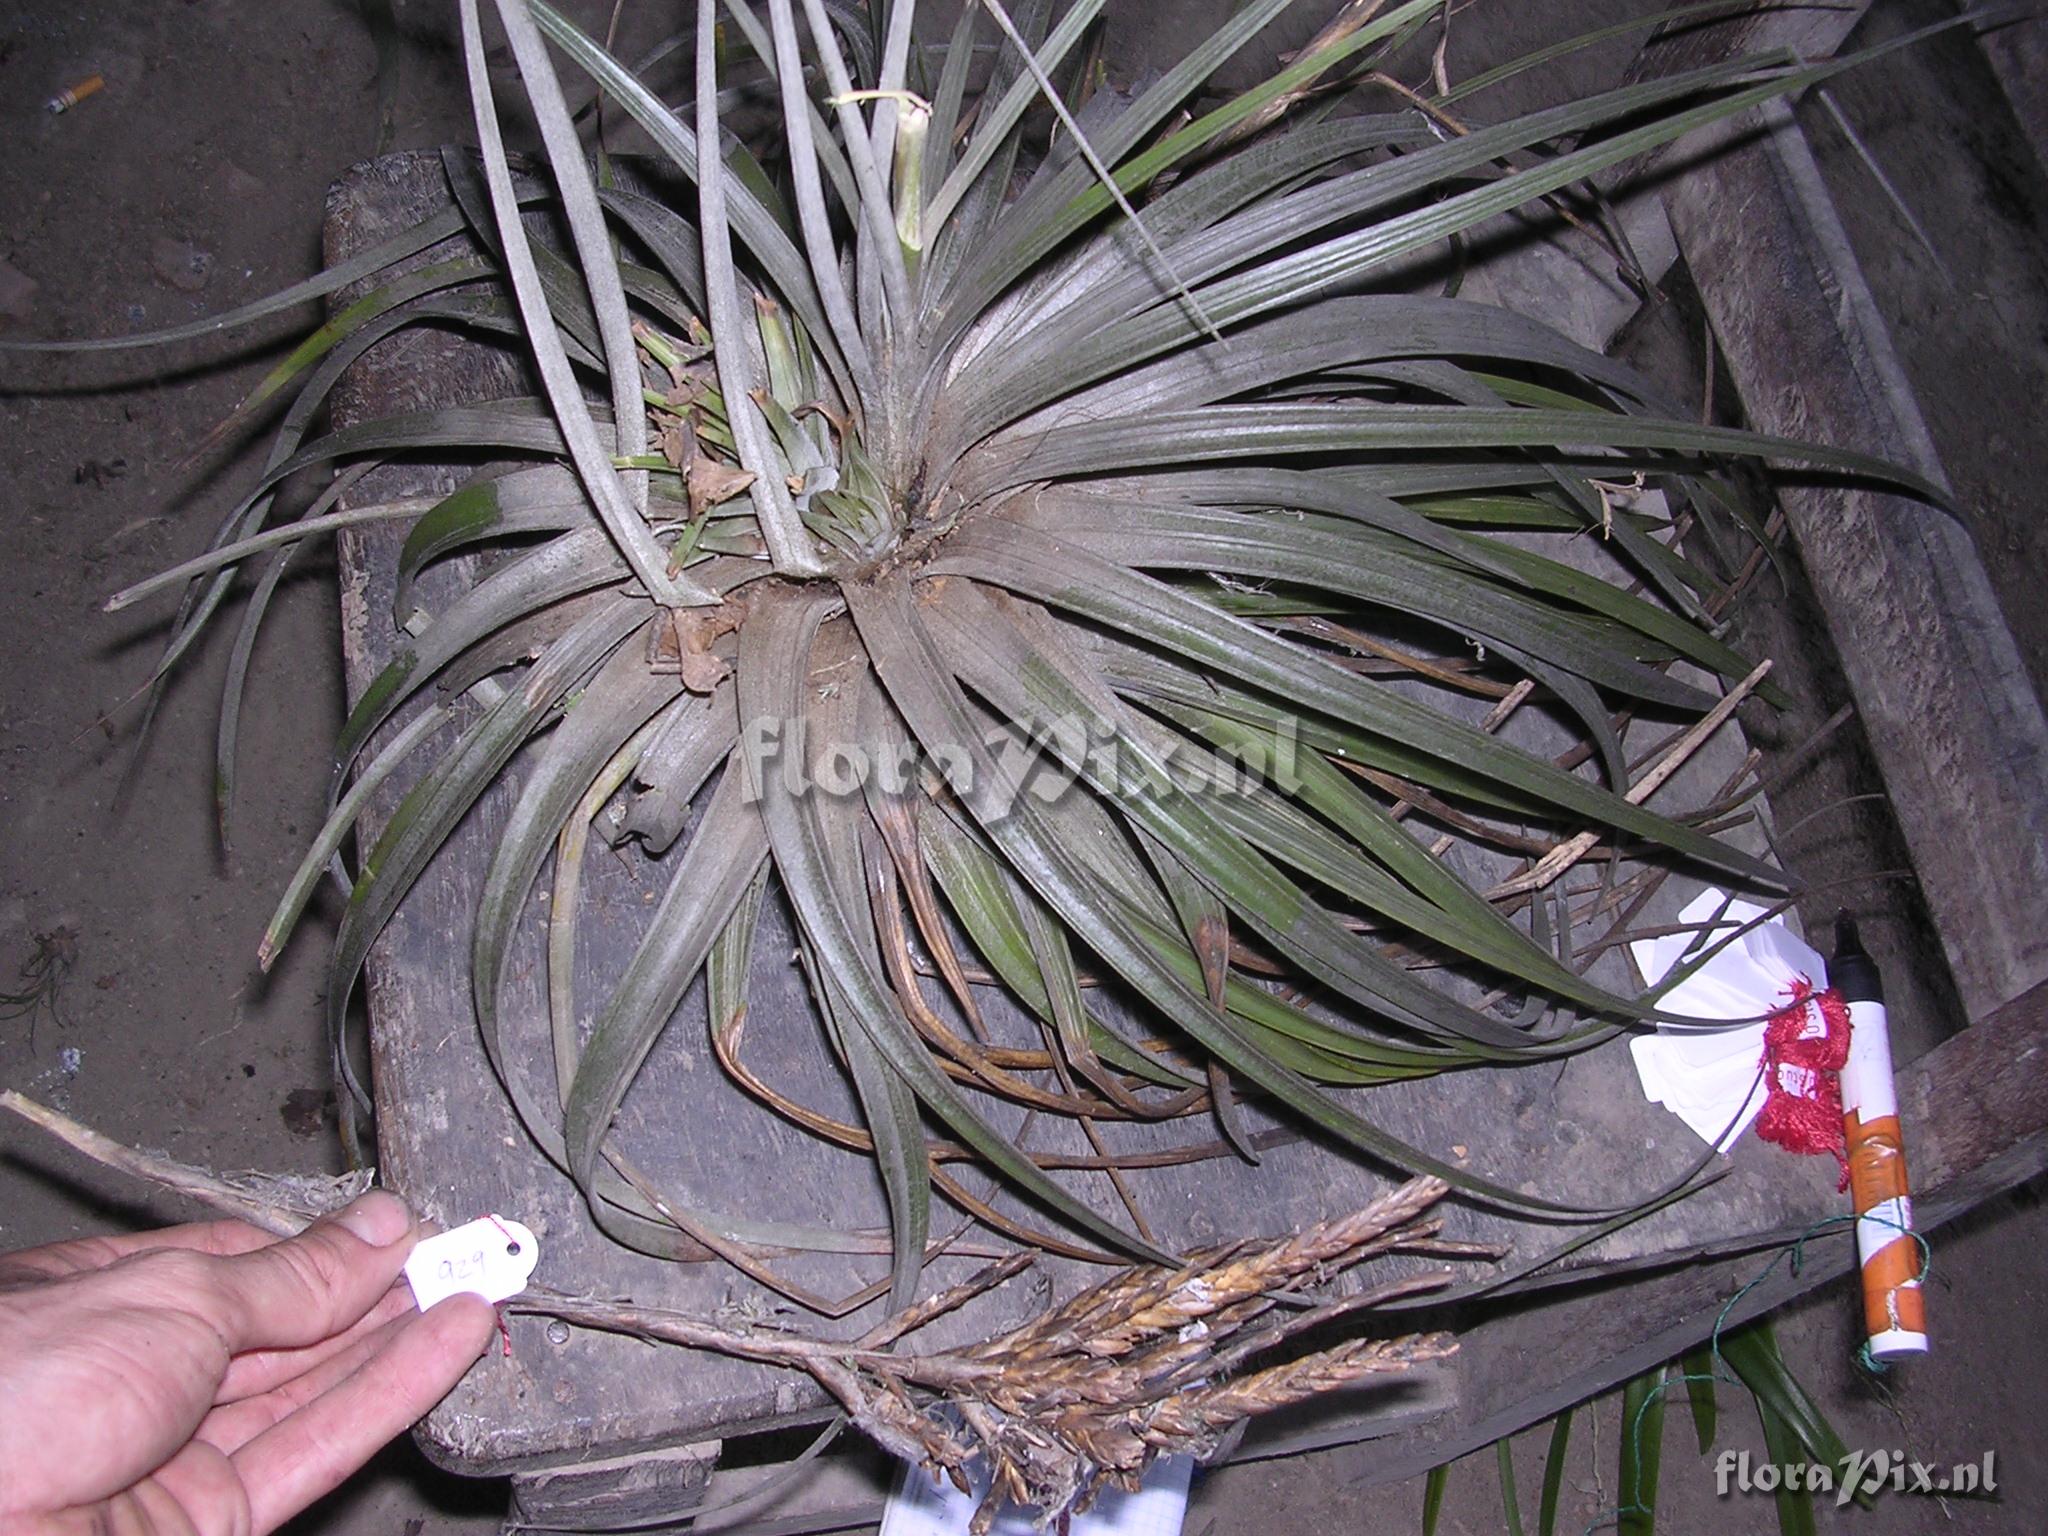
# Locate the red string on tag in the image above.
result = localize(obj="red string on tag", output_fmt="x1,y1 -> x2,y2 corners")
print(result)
483,1214 -> 516,1357
1753,976 -> 1851,1189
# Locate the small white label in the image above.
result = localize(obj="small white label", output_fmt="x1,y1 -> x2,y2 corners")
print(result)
1856,1195 -> 1916,1268
404,1215 -> 539,1310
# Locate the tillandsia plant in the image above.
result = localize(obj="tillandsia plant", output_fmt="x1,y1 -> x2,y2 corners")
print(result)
16,0 -> 1936,1317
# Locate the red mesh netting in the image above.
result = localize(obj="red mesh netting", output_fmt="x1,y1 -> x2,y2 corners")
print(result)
1753,977 -> 1851,1189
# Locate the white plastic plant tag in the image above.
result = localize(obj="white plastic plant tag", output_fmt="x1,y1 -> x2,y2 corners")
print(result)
404,1215 -> 539,1310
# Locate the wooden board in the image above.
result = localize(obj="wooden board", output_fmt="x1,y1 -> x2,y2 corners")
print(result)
320,149 -> 1892,1508
1974,12 -> 2048,178
660,975 -> 2048,1535
1619,0 -> 2048,1027
1660,99 -> 2048,1023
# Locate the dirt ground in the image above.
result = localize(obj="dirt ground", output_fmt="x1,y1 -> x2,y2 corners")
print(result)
0,3 -> 2042,1533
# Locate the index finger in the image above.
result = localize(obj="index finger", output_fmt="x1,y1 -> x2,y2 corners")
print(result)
234,1295 -> 497,1532
0,1218 -> 281,1283
202,1193 -> 419,1355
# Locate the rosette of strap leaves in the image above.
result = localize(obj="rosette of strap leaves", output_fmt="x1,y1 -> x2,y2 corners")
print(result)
46,0 -> 1938,1317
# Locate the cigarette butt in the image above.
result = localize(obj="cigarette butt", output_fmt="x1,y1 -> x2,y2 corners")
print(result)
46,75 -> 105,115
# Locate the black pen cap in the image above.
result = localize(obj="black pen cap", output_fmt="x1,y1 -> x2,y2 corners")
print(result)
1832,910 -> 1885,1005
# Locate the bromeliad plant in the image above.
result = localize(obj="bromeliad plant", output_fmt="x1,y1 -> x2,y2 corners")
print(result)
39,1 -> 1932,1306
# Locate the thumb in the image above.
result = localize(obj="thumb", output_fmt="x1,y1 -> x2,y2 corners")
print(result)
204,1193 -> 418,1356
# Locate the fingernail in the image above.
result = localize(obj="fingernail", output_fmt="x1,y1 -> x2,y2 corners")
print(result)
335,1190 -> 413,1247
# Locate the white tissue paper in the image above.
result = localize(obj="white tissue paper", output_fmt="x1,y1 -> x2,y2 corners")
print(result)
879,1448 -> 1192,1536
1628,889 -> 1829,1153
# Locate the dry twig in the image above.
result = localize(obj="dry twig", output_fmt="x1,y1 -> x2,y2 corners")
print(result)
1,1091 -> 1468,1532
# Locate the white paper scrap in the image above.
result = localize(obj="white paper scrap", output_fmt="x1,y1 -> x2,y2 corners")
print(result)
1628,890 -> 1830,1153
404,1215 -> 539,1310
879,1450 -> 1193,1536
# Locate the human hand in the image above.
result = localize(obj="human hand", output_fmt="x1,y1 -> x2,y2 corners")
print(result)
0,1192 -> 498,1535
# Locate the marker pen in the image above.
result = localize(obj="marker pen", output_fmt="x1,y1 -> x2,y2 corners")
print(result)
1834,912 -> 1927,1359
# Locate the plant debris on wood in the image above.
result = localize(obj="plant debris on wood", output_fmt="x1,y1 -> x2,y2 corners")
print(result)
1,1091 -> 1478,1532
542,1175 -> 1480,1531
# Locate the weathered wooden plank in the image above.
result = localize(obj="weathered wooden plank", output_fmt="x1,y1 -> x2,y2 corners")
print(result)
508,1441 -> 720,1531
1621,0 -> 2048,1021
1973,11 -> 2048,178
563,975 -> 2048,1533
1340,974 -> 2048,1488
316,146 -> 1884,1510
1660,101 -> 2048,1022
1628,1 -> 1871,80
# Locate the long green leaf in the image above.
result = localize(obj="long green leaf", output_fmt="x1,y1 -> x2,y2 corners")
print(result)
915,803 -> 1202,1091
189,256 -> 498,461
976,402 -> 1942,506
108,495 -> 436,614
1422,1463 -> 1449,1536
259,704 -> 449,972
1438,1 -> 1770,107
1130,708 -> 1620,1026
1539,1408 -> 1573,1536
503,757 -> 882,1260
473,638 -> 683,1116
459,0 -> 703,606
849,575 -> 1625,1218
527,0 -> 853,398
335,528 -> 624,777
0,208 -> 469,354
812,956 -> 930,1312
966,53 -> 1879,434
1024,496 -> 1711,710
561,765 -> 770,1194
326,596 -> 646,1155
931,517 -> 1788,890
922,0 -> 1107,235
717,0 -> 862,215
216,542 -> 300,849
803,666 -> 931,1312
1755,1391 -> 1820,1536
924,582 -> 1564,1054
1499,1435 -> 1526,1536
1617,1366 -> 1667,1536
393,467 -> 593,618
695,0 -> 826,575
740,589 -> 1169,1264
761,0 -> 878,407
793,0 -> 913,323
939,0 -> 1353,329
1680,1347 -> 1718,1454
1720,1321 -> 1868,1507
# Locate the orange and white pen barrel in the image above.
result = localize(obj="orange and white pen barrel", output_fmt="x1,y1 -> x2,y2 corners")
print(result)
1833,913 -> 1927,1360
